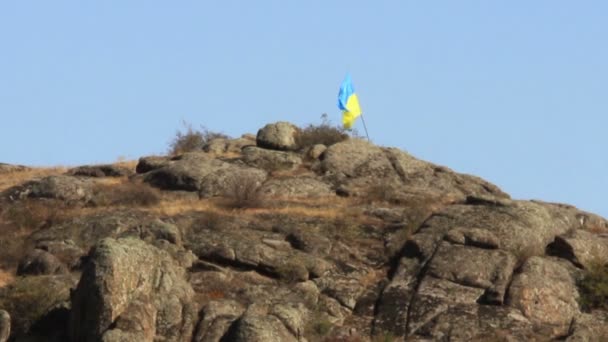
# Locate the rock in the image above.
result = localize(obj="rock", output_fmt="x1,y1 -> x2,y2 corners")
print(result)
36,240 -> 86,270
17,249 -> 68,276
198,167 -> 267,199
566,311 -> 608,341
69,164 -> 132,177
444,227 -> 501,249
0,163 -> 28,174
308,144 -> 327,160
0,275 -> 75,337
203,137 -> 256,154
31,210 -> 158,250
374,199 -> 584,339
143,152 -> 266,196
256,122 -> 300,151
69,238 -> 196,342
426,242 -> 516,304
241,146 -> 302,172
0,310 -> 9,342
135,156 -> 171,174
260,176 -> 333,198
320,140 -> 509,202
5,175 -> 93,202
193,300 -> 245,342
507,257 -> 580,336
222,306 -> 298,342
547,229 -> 608,269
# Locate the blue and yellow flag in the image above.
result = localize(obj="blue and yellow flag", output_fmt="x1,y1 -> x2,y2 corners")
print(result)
337,74 -> 362,129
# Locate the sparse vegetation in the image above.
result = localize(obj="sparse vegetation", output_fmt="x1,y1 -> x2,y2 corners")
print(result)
222,171 -> 264,209
297,114 -> 349,149
90,180 -> 161,207
577,259 -> 608,312
169,121 -> 229,155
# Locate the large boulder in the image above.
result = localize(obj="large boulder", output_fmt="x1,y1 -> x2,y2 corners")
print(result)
17,249 -> 68,276
203,136 -> 256,154
320,139 -> 509,202
135,156 -> 172,174
256,122 -> 300,151
68,164 -> 131,177
260,177 -> 334,197
241,146 -> 302,172
143,152 -> 267,196
0,310 -> 9,342
507,257 -> 580,335
0,275 -> 75,338
374,199 -> 587,339
69,238 -> 196,342
4,175 -> 94,202
222,306 -> 298,342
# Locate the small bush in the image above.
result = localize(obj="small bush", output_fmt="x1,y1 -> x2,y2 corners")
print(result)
297,114 -> 349,149
90,181 -> 161,207
222,171 -> 264,209
169,121 -> 229,155
577,260 -> 608,311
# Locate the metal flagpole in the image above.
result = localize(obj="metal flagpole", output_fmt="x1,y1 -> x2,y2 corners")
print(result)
359,114 -> 370,141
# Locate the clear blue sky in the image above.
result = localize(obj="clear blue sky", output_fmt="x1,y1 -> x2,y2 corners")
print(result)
1,1 -> 606,218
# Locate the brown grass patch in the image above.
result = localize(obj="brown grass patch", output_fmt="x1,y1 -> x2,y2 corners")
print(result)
0,269 -> 15,288
90,179 -> 161,207
0,166 -> 67,193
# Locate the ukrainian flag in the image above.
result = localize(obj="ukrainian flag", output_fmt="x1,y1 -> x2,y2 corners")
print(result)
337,74 -> 362,129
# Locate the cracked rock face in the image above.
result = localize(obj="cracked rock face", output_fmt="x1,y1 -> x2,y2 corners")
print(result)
69,238 -> 196,342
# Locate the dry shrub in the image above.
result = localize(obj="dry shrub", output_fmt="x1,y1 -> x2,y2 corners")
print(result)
169,121 -> 229,155
0,199 -> 75,269
0,275 -> 72,336
577,259 -> 608,312
222,172 -> 264,209
297,114 -> 349,149
91,180 -> 161,207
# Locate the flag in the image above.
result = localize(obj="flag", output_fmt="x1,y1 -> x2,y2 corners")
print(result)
337,74 -> 362,129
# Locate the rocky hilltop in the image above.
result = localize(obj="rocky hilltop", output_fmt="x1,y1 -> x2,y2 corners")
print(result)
0,121 -> 607,341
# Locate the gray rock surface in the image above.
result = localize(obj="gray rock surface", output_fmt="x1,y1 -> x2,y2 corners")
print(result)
69,238 -> 196,342
143,152 -> 266,196
17,249 -> 68,276
256,122 -> 300,151
5,175 -> 93,202
241,146 -> 302,171
0,310 -> 9,342
260,176 -> 333,197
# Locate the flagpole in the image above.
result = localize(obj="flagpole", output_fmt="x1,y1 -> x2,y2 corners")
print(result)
360,114 -> 370,141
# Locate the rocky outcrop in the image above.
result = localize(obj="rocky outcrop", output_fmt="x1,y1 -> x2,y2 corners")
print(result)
0,310 -> 9,342
135,155 -> 172,174
203,136 -> 256,154
320,139 -> 509,202
260,176 -> 333,197
4,175 -> 94,202
142,152 -> 266,196
3,121 -> 608,341
69,238 -> 196,342
0,163 -> 28,174
256,122 -> 300,151
17,249 -> 68,276
68,164 -> 132,177
241,146 -> 302,172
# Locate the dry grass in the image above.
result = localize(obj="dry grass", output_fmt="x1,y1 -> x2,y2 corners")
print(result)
0,269 -> 15,288
0,166 -> 67,193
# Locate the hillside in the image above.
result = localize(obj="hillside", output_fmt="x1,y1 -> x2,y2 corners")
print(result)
1,121 -> 607,342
